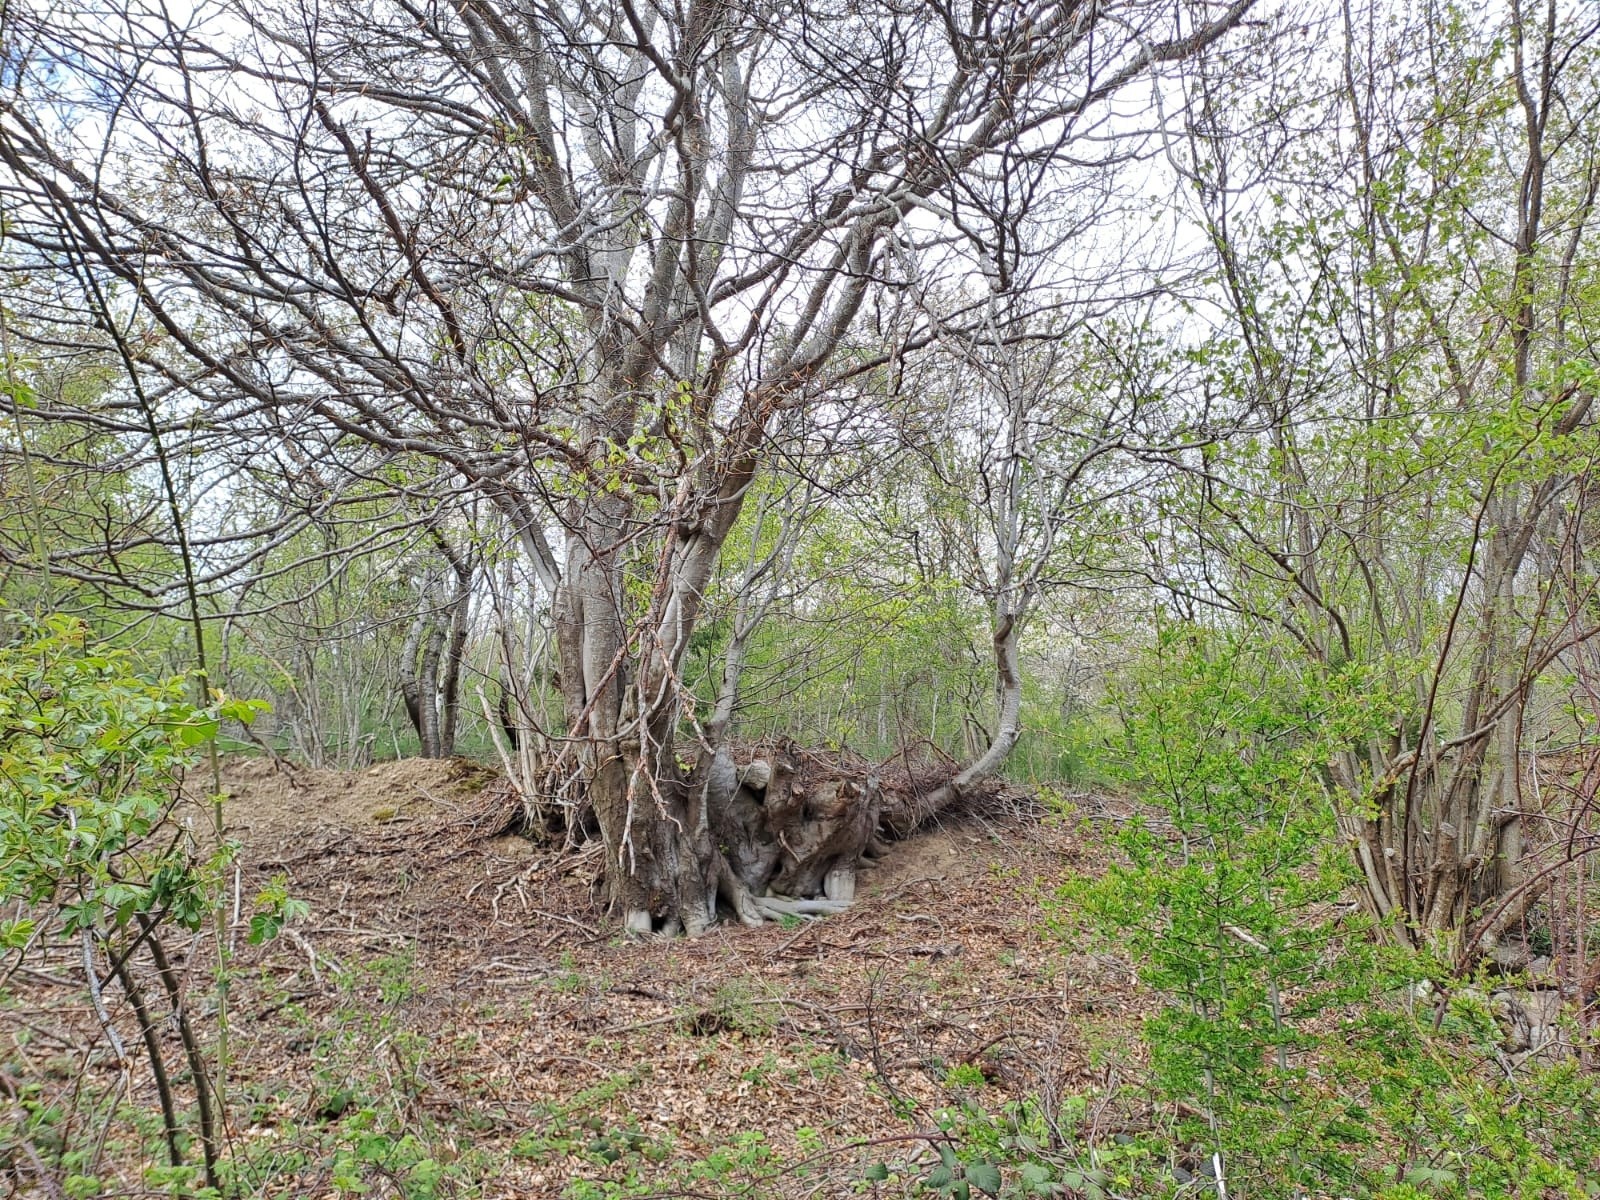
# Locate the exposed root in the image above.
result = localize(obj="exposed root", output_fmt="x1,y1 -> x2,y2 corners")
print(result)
824,865 -> 857,903
589,737 -> 1022,936
751,895 -> 852,920
623,909 -> 652,939
716,856 -> 767,928
683,905 -> 715,939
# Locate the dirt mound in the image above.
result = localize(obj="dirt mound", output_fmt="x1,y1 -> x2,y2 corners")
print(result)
219,754 -> 498,846
49,754 -> 1138,1197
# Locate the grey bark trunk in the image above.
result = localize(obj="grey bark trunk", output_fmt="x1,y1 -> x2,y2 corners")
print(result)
399,609 -> 429,754
417,621 -> 445,758
883,609 -> 1025,838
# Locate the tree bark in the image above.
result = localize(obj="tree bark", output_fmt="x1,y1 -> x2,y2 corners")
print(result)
438,565 -> 472,757
0,0 -> 1261,936
399,608 -> 430,754
418,619 -> 446,757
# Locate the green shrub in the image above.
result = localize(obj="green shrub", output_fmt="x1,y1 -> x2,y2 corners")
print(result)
1045,622 -> 1600,1197
0,614 -> 271,1195
0,614 -> 235,939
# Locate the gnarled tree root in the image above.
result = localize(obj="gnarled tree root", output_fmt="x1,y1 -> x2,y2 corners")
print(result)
750,894 -> 853,920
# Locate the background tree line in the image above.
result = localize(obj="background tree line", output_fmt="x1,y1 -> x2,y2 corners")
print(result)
0,0 -> 1597,960
8,0 -> 1600,1194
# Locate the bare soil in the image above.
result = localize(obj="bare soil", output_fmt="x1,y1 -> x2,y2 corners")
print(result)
15,757 -> 1153,1198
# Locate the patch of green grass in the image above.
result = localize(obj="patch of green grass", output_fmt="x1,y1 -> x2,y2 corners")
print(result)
942,1062 -> 988,1091
549,950 -> 595,994
803,1049 -> 846,1082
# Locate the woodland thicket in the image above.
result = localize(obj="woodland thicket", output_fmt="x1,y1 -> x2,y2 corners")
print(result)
4,0 -> 1600,1194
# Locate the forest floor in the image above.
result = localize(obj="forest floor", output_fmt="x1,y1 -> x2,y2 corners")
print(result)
200,755 -> 1152,1198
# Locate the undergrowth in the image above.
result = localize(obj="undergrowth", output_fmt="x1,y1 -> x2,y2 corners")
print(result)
891,626 -> 1600,1199
8,617 -> 1600,1199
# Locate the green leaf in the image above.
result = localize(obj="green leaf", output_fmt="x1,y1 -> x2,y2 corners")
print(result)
965,1162 -> 1002,1196
1404,1167 -> 1458,1188
247,913 -> 282,945
174,715 -> 220,746
863,1163 -> 889,1182
219,697 -> 271,726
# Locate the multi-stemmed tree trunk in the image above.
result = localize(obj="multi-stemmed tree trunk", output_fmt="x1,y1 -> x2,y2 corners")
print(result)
0,0 -> 1256,931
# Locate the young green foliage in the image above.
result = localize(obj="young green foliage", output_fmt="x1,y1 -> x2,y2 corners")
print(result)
0,614 -> 231,936
1070,623 -> 1366,1190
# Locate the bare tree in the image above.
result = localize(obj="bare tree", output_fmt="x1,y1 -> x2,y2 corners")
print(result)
0,0 -> 1254,933
867,305 -> 1175,834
